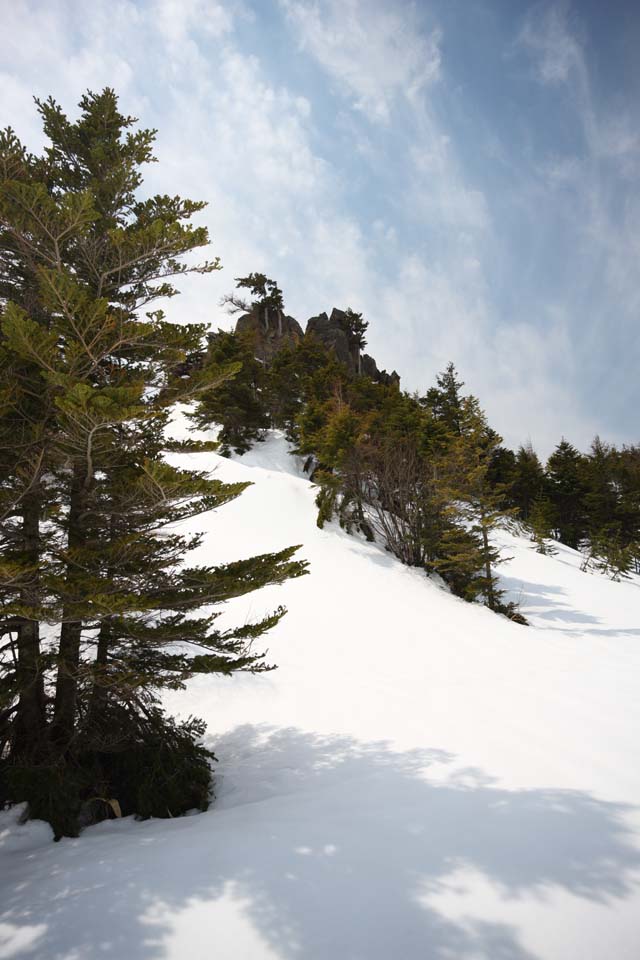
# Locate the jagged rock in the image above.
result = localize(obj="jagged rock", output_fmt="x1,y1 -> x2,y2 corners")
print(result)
235,305 -> 303,363
306,308 -> 399,387
231,300 -> 400,389
305,311 -> 353,368
361,353 -> 400,388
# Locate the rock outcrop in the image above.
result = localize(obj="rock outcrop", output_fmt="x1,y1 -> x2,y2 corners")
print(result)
360,352 -> 401,389
304,308 -> 400,387
233,303 -> 399,387
235,304 -> 304,363
306,309 -> 355,369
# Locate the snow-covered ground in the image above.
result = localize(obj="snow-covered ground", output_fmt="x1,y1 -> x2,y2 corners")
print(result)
2,427 -> 640,960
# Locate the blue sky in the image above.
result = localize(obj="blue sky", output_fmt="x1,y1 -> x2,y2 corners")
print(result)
2,0 -> 639,455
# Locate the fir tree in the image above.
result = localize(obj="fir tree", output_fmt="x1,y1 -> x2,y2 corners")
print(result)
511,444 -> 547,520
583,524 -> 634,581
343,308 -> 368,351
528,496 -> 557,555
546,439 -> 587,549
0,90 -> 307,836
224,273 -> 285,334
190,330 -> 269,455
432,397 -> 522,619
423,362 -> 466,436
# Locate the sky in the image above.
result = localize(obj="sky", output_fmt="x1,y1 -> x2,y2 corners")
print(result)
2,0 -> 639,456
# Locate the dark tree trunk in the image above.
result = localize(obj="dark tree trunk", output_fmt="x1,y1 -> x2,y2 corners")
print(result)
51,466 -> 87,746
87,619 -> 110,730
481,518 -> 496,611
11,493 -> 47,759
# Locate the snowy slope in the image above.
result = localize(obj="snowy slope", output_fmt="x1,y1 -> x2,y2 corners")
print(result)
2,425 -> 640,960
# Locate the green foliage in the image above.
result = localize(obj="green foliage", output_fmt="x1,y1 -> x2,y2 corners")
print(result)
432,523 -> 487,602
529,496 -> 557,555
190,330 -> 269,455
510,445 -> 547,520
422,362 -> 466,436
293,355 -> 524,619
582,525 -> 635,581
0,89 -> 307,836
234,273 -> 284,312
343,308 -> 368,351
546,440 -> 587,549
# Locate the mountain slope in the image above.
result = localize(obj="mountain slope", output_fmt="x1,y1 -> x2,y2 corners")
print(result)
2,428 -> 640,960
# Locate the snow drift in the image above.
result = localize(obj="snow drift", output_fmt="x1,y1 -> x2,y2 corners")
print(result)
1,427 -> 640,960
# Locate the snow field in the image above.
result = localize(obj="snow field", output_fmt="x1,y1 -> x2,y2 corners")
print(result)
1,428 -> 640,959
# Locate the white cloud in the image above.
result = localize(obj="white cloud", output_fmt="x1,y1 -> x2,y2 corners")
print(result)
279,0 -> 441,122
2,0 -> 636,456
518,3 -> 582,86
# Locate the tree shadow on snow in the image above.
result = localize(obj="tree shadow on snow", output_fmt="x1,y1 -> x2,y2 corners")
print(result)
501,575 -> 640,638
500,575 -> 602,626
2,726 -> 640,960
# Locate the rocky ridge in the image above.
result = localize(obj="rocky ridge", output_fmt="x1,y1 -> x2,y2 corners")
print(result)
232,303 -> 400,387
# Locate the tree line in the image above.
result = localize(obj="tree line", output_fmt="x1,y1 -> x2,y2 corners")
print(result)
193,283 -> 640,598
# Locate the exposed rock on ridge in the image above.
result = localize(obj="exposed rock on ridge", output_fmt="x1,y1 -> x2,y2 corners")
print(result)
234,304 -> 400,387
235,305 -> 304,364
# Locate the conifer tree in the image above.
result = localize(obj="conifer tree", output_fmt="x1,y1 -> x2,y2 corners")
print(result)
423,362 -> 466,436
224,273 -> 285,333
546,439 -> 587,549
528,495 -> 557,555
190,330 -> 269,455
582,524 -> 633,581
343,308 -> 368,351
432,396 -> 523,619
511,444 -> 547,520
0,90 -> 307,836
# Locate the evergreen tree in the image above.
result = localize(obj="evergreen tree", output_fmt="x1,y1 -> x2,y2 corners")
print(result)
190,330 -> 269,455
423,362 -> 466,436
528,496 -> 557,555
546,439 -> 587,549
487,445 -> 517,501
264,337 -> 332,442
583,524 -> 634,581
581,437 -> 619,541
224,273 -> 285,334
0,90 -> 307,836
432,397 -> 524,620
511,444 -> 547,520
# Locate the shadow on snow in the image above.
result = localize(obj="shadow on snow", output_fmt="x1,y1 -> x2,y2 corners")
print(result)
2,725 -> 639,959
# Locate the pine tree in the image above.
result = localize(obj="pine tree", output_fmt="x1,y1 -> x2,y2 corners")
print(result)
190,330 -> 269,455
511,444 -> 547,520
343,308 -> 368,351
0,90 -> 307,836
432,397 -> 523,619
581,437 -> 619,541
583,525 -> 633,581
225,273 -> 285,334
546,439 -> 587,549
423,362 -> 466,436
528,496 -> 557,555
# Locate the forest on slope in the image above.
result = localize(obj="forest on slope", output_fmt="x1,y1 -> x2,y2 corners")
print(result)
1,89 -> 639,841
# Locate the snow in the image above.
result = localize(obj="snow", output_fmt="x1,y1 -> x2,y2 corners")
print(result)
2,427 -> 640,960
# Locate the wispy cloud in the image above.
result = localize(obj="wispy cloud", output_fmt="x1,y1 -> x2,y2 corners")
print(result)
1,0 -> 637,455
279,0 -> 441,122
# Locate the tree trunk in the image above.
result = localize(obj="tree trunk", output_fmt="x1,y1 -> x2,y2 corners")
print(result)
88,511 -> 117,728
87,619 -> 110,730
481,516 -> 496,610
11,493 -> 47,759
51,466 -> 87,746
